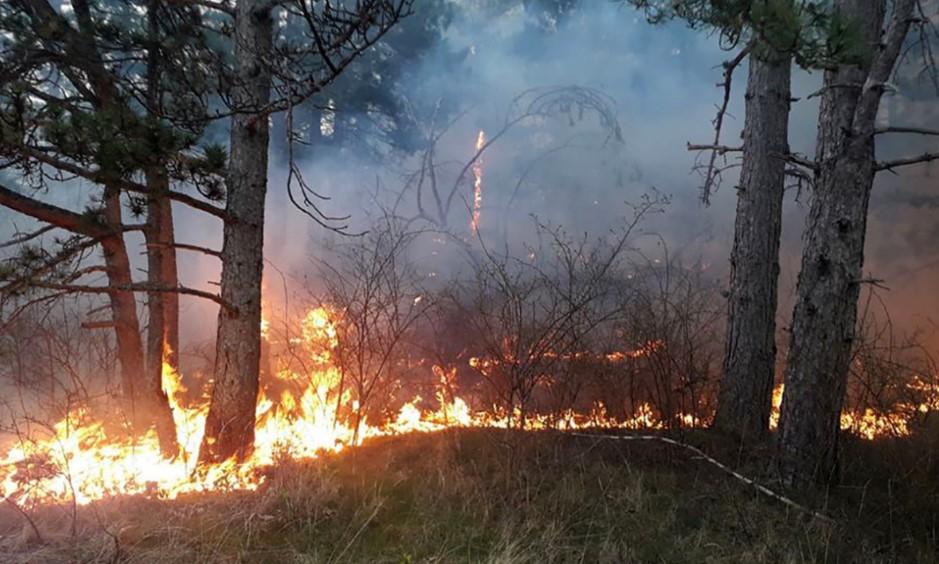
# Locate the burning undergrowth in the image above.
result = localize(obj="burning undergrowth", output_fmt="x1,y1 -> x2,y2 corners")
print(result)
2,196 -> 939,510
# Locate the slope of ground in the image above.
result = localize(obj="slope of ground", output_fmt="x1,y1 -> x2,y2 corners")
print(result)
1,428 -> 936,563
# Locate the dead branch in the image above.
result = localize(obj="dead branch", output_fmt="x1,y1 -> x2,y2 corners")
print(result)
853,0 -> 918,132
855,277 -> 891,291
29,281 -> 234,312
144,242 -> 222,258
80,320 -> 116,330
778,152 -> 819,171
875,126 -> 939,136
686,143 -> 742,154
0,224 -> 57,249
692,43 -> 753,205
876,152 -> 939,172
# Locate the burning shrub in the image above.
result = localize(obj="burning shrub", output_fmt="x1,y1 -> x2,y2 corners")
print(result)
316,216 -> 433,441
453,194 -> 673,427
843,289 -> 939,439
613,252 -> 723,428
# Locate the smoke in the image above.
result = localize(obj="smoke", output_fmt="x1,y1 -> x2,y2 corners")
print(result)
249,3 -> 756,328
3,0 -> 938,353
130,1 -> 939,349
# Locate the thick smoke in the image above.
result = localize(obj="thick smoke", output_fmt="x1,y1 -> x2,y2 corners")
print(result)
3,1 -> 938,353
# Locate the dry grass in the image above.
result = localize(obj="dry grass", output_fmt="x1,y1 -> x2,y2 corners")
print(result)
1,428 -> 936,563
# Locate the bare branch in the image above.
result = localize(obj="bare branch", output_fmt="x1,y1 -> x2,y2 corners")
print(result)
686,143 -> 741,154
144,242 -> 222,258
29,281 -> 235,312
854,0 -> 918,132
875,126 -> 939,136
565,431 -> 833,522
876,152 -> 939,172
779,152 -> 819,171
693,42 -> 753,205
80,320 -> 117,330
0,224 -> 58,249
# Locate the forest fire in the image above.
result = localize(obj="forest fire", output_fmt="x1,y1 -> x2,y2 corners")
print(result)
769,382 -> 939,440
0,307 -> 474,506
2,304 -> 936,508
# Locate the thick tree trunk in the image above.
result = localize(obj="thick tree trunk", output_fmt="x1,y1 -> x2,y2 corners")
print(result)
199,0 -> 273,464
777,137 -> 874,485
776,0 -> 913,485
712,46 -> 792,441
144,169 -> 181,458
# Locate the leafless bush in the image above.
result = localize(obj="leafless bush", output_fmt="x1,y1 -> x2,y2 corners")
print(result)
452,194 -> 665,428
846,289 -> 939,436
393,86 -> 624,231
614,248 -> 724,428
316,216 -> 432,441
0,296 -> 120,434
0,296 -> 124,535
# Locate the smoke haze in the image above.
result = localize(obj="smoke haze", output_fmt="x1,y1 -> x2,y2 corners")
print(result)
3,0 -> 938,352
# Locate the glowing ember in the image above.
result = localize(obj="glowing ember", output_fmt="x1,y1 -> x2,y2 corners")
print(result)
470,129 -> 486,233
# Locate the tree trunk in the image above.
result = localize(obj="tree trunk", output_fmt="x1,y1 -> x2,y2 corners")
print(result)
0,181 -> 165,442
144,168 -> 181,458
776,0 -> 914,485
139,0 -> 179,458
712,46 -> 792,441
199,0 -> 273,464
99,185 -> 148,426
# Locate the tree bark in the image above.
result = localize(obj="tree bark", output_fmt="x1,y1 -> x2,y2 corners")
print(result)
141,0 -> 180,458
713,45 -> 792,441
144,169 -> 181,458
99,185 -> 148,428
777,0 -> 914,485
199,0 -> 273,464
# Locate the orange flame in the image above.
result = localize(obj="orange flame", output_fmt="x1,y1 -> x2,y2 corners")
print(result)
470,129 -> 486,233
769,382 -> 939,440
2,307 -> 937,507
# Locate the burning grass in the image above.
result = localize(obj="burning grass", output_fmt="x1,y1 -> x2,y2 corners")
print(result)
3,301 -> 938,510
2,220 -> 939,557
1,428 -> 938,563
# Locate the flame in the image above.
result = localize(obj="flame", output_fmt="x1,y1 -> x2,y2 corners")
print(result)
769,382 -> 939,440
470,129 -> 485,233
3,306 -> 937,507
0,307 -> 488,506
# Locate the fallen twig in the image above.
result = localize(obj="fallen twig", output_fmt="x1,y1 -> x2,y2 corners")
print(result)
562,430 -> 834,522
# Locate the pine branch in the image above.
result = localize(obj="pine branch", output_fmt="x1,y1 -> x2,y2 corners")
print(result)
10,146 -> 228,220
0,182 -> 113,238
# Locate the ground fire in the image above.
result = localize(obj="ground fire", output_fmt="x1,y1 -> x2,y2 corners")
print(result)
2,305 -> 936,507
